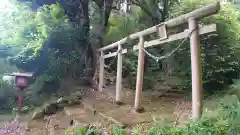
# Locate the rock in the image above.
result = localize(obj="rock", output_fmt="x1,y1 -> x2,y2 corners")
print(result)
22,106 -> 31,113
68,97 -> 81,105
32,109 -> 44,120
67,92 -> 83,106
32,102 -> 61,120
70,91 -> 84,100
56,97 -> 64,103
12,108 -> 18,116
56,97 -> 68,104
56,97 -> 69,108
57,102 -> 69,108
32,91 -> 84,120
43,102 -> 59,115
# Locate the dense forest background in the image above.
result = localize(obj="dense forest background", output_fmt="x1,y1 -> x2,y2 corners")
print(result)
0,0 -> 240,112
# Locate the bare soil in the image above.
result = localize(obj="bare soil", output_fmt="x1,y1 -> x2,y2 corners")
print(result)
0,85 -> 192,135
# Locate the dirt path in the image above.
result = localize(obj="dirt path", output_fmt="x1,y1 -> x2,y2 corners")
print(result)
83,86 -> 192,128
0,86 -> 192,135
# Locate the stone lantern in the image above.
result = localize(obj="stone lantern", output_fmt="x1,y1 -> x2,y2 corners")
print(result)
9,72 -> 33,114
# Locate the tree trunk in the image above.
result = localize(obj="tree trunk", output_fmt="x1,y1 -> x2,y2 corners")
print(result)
61,0 -> 94,78
148,0 -> 172,82
93,0 -> 114,48
91,0 -> 114,84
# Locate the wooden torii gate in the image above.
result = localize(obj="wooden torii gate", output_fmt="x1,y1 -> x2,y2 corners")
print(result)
97,2 -> 220,119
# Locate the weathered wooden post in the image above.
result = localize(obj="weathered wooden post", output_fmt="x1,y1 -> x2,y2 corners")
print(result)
189,18 -> 203,119
98,51 -> 104,92
116,44 -> 123,104
134,36 -> 145,112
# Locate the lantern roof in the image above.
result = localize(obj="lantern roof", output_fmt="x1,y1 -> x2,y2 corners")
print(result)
10,72 -> 34,77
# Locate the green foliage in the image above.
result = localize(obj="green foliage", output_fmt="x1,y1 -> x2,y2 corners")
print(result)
74,127 -> 98,135
2,1 -> 72,80
65,126 -> 100,135
105,7 -> 146,44
168,0 -> 240,91
143,86 -> 240,135
227,79 -> 240,101
0,1 -> 81,110
1,2 -> 67,54
0,59 -> 19,110
131,127 -> 142,135
0,0 -> 239,115
105,0 -> 240,92
27,74 -> 49,94
110,125 -> 128,135
106,7 -> 163,90
0,79 -> 17,110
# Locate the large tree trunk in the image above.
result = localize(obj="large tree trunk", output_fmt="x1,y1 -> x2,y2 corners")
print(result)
61,0 -> 94,78
93,0 -> 114,48
91,0 -> 114,85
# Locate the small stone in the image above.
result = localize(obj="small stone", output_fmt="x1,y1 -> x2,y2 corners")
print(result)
56,97 -> 64,103
132,107 -> 145,113
115,101 -> 123,105
32,109 -> 44,120
44,103 -> 59,115
70,91 -> 84,99
56,97 -> 68,104
68,100 -> 72,105
67,97 -> 81,106
84,124 -> 90,128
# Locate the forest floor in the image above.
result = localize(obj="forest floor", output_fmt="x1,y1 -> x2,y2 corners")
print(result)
0,84 -> 218,135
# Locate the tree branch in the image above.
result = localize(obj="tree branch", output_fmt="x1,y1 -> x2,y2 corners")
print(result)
131,0 -> 153,18
92,0 -> 103,7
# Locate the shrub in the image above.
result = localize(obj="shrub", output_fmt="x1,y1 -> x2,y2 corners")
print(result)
170,0 -> 240,91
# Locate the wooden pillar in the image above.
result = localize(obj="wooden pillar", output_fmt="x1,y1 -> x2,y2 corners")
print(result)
116,45 -> 123,105
134,36 -> 145,112
188,18 -> 203,119
98,51 -> 104,92
18,89 -> 23,114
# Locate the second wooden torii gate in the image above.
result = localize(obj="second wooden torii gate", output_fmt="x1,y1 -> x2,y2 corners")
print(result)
97,2 -> 220,119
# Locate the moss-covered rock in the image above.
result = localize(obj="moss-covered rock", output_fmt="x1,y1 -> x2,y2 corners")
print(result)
31,91 -> 84,120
